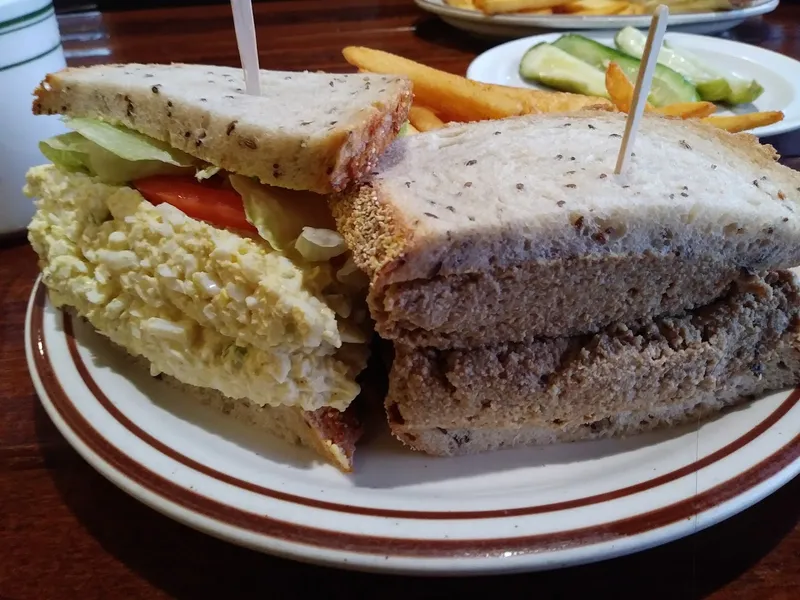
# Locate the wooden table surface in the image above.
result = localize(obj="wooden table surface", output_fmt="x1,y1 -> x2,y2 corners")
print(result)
1,1 -> 799,598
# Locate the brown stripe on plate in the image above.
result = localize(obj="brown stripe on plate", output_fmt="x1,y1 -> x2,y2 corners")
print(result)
39,282 -> 800,520
30,283 -> 800,557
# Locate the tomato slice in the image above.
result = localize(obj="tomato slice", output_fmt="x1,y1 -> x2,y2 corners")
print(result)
132,175 -> 258,234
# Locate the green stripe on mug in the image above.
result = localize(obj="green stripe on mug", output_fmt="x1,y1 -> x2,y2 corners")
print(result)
0,41 -> 61,72
0,2 -> 52,34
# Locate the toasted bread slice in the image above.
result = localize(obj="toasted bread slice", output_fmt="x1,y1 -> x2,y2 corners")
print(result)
331,111 -> 800,349
33,63 -> 412,193
386,270 -> 800,456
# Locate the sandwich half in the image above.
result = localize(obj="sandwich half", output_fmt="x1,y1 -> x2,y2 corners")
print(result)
387,269 -> 800,455
26,63 -> 412,471
332,111 -> 800,350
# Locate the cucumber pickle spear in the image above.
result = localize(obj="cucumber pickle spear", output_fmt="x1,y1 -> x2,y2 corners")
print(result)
551,34 -> 699,108
519,43 -> 609,99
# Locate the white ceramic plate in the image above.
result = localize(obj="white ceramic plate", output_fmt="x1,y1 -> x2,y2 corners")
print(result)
26,278 -> 800,575
467,32 -> 800,138
415,0 -> 779,37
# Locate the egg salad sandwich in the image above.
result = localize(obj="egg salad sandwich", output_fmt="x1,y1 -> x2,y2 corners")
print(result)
26,63 -> 412,471
332,110 -> 800,456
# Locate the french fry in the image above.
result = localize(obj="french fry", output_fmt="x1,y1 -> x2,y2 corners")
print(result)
408,105 -> 446,132
444,0 -> 477,9
618,3 -> 646,14
475,0 -> 571,14
496,84 -> 612,112
342,46 -> 525,121
560,0 -> 630,13
703,111 -> 784,133
605,62 -> 653,113
656,101 -> 717,119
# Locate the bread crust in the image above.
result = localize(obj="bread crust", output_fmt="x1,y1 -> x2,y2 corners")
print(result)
33,63 -> 412,194
386,270 -> 800,455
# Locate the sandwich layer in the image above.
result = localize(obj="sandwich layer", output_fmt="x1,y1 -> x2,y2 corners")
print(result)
33,64 -> 412,193
332,111 -> 800,348
27,165 -> 369,412
112,349 -> 365,472
387,270 -> 800,455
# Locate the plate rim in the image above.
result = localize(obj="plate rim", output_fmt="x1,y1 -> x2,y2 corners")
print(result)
466,31 -> 800,138
26,278 -> 800,574
414,0 -> 779,28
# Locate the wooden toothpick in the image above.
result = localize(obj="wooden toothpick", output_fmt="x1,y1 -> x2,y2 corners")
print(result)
230,0 -> 261,96
614,4 -> 669,175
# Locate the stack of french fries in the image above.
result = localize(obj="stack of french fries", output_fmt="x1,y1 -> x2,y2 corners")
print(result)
446,0 -> 732,16
341,46 -> 783,134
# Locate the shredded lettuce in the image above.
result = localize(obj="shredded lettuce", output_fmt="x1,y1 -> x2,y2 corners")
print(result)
64,117 -> 196,166
230,174 -> 337,252
294,227 -> 348,262
38,117 -> 219,184
40,131 -> 190,185
195,165 -> 221,181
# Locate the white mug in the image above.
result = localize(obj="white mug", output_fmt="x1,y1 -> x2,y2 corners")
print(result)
0,0 -> 67,236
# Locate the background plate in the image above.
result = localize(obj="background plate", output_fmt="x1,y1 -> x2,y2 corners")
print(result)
414,0 -> 780,37
467,32 -> 800,138
26,279 -> 800,575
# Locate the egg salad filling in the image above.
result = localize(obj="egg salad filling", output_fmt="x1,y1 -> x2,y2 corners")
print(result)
26,118 -> 373,413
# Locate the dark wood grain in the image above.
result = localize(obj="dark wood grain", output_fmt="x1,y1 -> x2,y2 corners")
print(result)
1,2 -> 799,598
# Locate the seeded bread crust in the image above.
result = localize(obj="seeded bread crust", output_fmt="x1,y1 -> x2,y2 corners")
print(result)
332,111 -> 800,348
33,63 -> 412,194
133,352 -> 363,472
386,270 -> 800,456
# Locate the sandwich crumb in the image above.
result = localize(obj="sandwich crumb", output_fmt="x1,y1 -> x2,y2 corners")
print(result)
565,183 -> 577,189
463,182 -> 473,188
753,180 -> 760,188
405,181 -> 411,188
778,191 -> 787,200
516,183 -> 524,190
563,123 -> 572,127
468,216 -> 476,222
680,192 -> 689,197
494,131 -> 501,135
555,154 -> 563,160
711,164 -> 717,170
783,217 -> 789,222
609,133 -> 621,138
588,124 -> 596,130
151,85 -> 161,94
424,212 -> 439,219
465,160 -> 477,166
446,205 -> 455,212
599,173 -> 607,179
557,200 -> 566,207
569,156 -> 576,161
679,140 -> 692,150
565,171 -> 576,176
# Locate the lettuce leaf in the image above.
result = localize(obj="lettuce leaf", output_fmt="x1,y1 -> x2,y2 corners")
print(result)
38,118 -> 214,184
63,117 -> 196,166
230,174 -> 337,251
